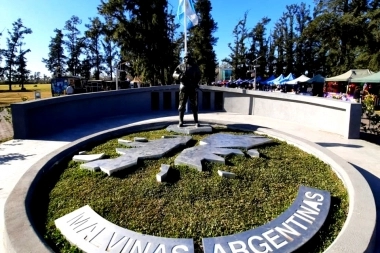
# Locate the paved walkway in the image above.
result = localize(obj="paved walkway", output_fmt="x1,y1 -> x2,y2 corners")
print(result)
1,112 -> 380,252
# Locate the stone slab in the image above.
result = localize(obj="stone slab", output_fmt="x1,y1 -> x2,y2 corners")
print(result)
217,170 -> 236,179
200,133 -> 272,150
73,153 -> 105,162
202,186 -> 331,253
175,133 -> 270,171
247,149 -> 260,158
82,136 -> 192,175
175,145 -> 243,171
55,205 -> 194,253
156,164 -> 171,182
134,137 -> 148,142
166,124 -> 213,135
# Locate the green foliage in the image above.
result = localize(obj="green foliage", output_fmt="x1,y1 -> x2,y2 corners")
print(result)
64,15 -> 84,76
361,94 -> 380,135
42,29 -> 66,77
41,129 -> 348,253
188,0 -> 218,85
98,0 -> 178,85
84,17 -> 104,80
3,19 -> 32,91
223,12 -> 249,79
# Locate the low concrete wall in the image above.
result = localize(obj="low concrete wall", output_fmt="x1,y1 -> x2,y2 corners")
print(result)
218,88 -> 361,139
11,85 -> 361,139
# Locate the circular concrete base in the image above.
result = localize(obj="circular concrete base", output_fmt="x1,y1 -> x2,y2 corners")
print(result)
3,118 -> 376,253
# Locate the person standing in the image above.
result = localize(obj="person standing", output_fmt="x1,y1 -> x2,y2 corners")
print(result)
353,86 -> 361,102
173,52 -> 201,127
362,83 -> 369,99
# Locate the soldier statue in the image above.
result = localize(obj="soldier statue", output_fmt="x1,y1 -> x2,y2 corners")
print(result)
173,52 -> 201,127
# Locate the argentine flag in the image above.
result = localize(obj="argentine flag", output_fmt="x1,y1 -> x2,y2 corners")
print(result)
177,0 -> 199,29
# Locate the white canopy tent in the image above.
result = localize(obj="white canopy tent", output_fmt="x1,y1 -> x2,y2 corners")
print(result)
325,69 -> 373,82
285,75 -> 310,85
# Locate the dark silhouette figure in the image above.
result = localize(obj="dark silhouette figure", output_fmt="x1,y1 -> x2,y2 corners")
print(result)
173,53 -> 201,127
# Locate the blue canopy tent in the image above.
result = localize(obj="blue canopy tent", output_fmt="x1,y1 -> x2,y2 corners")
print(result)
253,76 -> 262,82
235,78 -> 243,87
279,73 -> 296,85
267,74 -> 284,85
260,75 -> 276,85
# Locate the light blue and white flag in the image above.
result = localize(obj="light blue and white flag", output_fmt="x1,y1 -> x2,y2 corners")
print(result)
177,0 -> 199,29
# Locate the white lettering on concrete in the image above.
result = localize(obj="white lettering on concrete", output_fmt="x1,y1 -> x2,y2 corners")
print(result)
89,228 -> 114,248
228,241 -> 249,253
130,240 -> 152,253
106,233 -> 133,253
68,212 -> 90,230
247,236 -> 273,253
153,244 -> 167,253
274,223 -> 301,242
305,192 -> 324,202
213,244 -> 227,253
303,200 -> 322,212
293,213 -> 312,224
285,216 -> 307,230
76,223 -> 105,242
202,187 -> 330,253
172,245 -> 189,253
55,206 -> 194,253
262,229 -> 287,249
296,205 -> 320,221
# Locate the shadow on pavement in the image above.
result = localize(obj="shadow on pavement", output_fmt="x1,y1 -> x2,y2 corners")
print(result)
316,142 -> 363,148
350,162 -> 380,252
0,153 -> 35,165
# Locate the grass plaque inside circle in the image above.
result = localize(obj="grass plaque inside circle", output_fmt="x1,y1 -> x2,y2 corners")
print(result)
41,127 -> 348,253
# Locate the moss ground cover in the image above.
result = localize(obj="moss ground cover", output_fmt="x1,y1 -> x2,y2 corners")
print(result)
41,128 -> 348,253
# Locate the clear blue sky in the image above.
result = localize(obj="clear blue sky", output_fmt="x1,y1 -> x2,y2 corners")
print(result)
0,0 -> 315,77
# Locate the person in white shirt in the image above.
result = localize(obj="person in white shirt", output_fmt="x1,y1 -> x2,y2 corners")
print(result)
65,83 -> 74,95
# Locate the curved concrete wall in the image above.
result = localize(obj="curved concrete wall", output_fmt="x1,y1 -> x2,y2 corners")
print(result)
3,119 -> 376,253
11,85 -> 361,139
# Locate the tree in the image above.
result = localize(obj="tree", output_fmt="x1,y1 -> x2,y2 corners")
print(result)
64,15 -> 83,76
85,17 -> 104,80
304,0 -> 368,75
99,0 -> 176,85
357,2 -> 380,71
3,19 -> 32,90
188,0 -> 218,85
247,17 -> 271,78
33,72 -> 41,83
101,16 -> 119,80
42,29 -> 66,77
15,47 -> 31,89
222,12 -> 249,79
294,3 -> 313,76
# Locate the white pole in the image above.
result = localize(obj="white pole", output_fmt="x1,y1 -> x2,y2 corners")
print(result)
253,66 -> 256,90
184,0 -> 187,55
184,0 -> 189,113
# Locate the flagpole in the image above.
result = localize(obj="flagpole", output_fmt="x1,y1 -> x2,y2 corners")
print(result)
184,0 -> 188,113
184,0 -> 187,55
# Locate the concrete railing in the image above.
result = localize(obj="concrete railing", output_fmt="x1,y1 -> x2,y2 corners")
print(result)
11,85 -> 362,139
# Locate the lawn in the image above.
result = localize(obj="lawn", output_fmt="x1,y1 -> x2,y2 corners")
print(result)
0,84 -> 52,107
40,128 -> 348,253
